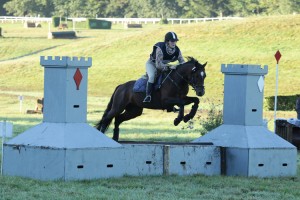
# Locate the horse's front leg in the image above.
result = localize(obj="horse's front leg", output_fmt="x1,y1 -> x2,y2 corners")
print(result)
174,105 -> 184,126
163,98 -> 185,126
183,97 -> 200,122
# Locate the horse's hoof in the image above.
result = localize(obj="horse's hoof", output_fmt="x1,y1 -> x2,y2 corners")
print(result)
174,119 -> 181,126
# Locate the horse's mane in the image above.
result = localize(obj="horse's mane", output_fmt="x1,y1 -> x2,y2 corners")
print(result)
177,56 -> 199,68
186,56 -> 198,64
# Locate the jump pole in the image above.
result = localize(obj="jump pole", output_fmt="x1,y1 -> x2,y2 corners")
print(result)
0,120 -> 12,175
274,50 -> 281,131
1,120 -> 6,175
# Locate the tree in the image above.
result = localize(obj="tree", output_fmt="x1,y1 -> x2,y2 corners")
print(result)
68,0 -> 87,17
3,0 -> 300,18
52,0 -> 70,17
259,0 -> 295,15
4,0 -> 53,16
205,0 -> 233,17
229,0 -> 261,16
0,0 -> 10,15
177,0 -> 211,18
128,0 -> 155,18
155,0 -> 179,18
37,0 -> 54,17
85,0 -> 108,18
105,0 -> 130,17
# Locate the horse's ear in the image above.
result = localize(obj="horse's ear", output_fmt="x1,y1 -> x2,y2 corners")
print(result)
203,62 -> 207,68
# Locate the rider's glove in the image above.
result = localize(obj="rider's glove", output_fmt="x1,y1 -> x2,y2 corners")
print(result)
169,65 -> 177,70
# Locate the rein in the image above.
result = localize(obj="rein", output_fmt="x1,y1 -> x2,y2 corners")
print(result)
159,68 -> 196,90
159,60 -> 205,91
158,70 -> 181,89
174,70 -> 189,85
159,70 -> 173,88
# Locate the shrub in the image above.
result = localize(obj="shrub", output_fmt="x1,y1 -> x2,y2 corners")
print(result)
265,95 -> 300,111
52,16 -> 66,27
87,19 -> 112,29
160,18 -> 168,24
197,101 -> 223,136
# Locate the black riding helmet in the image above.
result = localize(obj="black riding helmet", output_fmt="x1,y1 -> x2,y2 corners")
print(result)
164,32 -> 179,42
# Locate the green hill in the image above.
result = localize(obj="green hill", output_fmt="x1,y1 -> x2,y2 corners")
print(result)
0,15 -> 299,100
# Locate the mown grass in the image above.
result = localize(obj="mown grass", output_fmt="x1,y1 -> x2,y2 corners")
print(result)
0,15 -> 300,97
0,15 -> 300,199
0,172 -> 300,200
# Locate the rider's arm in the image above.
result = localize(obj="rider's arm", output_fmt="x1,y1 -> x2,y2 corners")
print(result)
155,47 -> 170,71
178,51 -> 185,64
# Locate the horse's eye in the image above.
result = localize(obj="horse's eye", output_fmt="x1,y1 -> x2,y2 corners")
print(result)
200,71 -> 204,77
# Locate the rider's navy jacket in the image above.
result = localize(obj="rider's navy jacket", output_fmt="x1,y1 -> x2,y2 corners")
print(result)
150,42 -> 180,63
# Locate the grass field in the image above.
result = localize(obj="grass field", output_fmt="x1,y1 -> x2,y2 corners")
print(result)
1,15 -> 300,97
0,15 -> 300,199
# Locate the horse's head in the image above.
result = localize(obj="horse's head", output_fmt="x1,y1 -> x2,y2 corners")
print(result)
181,57 -> 207,96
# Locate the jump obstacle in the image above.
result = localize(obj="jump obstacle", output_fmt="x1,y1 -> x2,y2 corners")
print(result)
2,57 -> 297,180
48,31 -> 76,39
47,21 -> 76,39
2,56 -> 220,180
193,64 -> 297,177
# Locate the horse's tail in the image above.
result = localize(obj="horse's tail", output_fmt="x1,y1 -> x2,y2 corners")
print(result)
95,86 -> 119,133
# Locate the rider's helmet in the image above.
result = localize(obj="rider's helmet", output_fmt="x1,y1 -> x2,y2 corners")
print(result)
164,32 -> 179,42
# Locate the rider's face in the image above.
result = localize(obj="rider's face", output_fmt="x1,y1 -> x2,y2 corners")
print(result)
168,40 -> 177,48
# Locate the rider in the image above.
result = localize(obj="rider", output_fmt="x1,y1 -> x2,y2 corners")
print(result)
143,31 -> 185,103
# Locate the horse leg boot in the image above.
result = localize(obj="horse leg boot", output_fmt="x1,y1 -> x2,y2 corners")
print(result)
143,82 -> 154,103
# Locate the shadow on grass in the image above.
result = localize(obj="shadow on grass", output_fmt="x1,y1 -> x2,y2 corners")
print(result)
0,45 -> 64,62
1,115 -> 199,142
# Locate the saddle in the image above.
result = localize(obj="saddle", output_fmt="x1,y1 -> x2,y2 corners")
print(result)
133,72 -> 166,93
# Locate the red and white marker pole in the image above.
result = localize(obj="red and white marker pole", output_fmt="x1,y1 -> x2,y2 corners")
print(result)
274,50 -> 281,131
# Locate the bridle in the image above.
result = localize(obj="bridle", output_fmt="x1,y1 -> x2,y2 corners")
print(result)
162,65 -> 205,92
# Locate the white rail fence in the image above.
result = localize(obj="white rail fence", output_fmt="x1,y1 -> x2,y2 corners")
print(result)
0,16 -> 52,23
0,16 -> 242,24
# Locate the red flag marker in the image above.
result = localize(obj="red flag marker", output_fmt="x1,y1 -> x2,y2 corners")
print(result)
274,50 -> 282,131
274,50 -> 281,64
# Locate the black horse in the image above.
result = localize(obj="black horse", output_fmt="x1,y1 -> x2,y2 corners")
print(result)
96,57 -> 207,141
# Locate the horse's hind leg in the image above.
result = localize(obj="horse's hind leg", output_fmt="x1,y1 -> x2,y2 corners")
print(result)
113,106 -> 143,141
99,103 -> 126,134
99,117 -> 112,133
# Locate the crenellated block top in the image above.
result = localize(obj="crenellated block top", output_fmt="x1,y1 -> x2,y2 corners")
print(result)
221,64 -> 268,75
40,56 -> 92,68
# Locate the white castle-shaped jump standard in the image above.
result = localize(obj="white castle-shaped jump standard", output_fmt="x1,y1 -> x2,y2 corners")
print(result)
3,56 -> 122,180
193,64 -> 297,177
221,64 -> 268,126
41,56 -> 92,123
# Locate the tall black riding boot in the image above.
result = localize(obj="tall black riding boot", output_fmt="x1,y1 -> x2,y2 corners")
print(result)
143,82 -> 154,103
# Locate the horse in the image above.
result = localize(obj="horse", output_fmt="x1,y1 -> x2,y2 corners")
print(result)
95,57 -> 207,141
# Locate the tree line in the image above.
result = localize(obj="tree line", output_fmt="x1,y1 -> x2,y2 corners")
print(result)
2,0 -> 300,18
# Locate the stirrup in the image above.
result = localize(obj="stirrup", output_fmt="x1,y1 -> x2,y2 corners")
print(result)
143,95 -> 151,103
